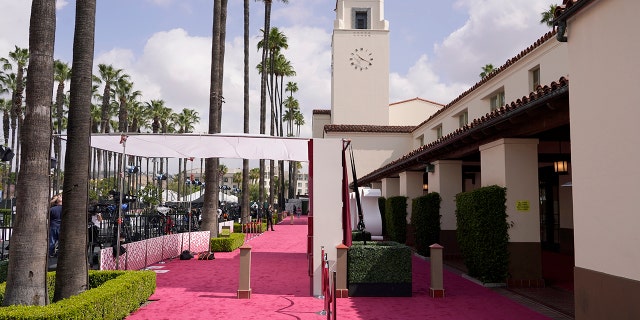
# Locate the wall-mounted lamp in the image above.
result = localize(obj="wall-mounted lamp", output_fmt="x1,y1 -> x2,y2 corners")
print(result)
422,171 -> 429,191
425,163 -> 435,173
554,160 -> 569,174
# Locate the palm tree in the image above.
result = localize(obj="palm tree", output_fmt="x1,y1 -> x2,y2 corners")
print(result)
479,63 -> 495,79
258,28 -> 293,211
540,4 -> 558,28
241,0 -> 251,224
0,98 -> 10,198
175,108 -> 200,133
95,64 -> 125,133
0,98 -> 10,150
202,0 -> 228,237
283,93 -> 299,199
3,47 -> 29,186
127,100 -> 148,133
5,46 -> 29,147
113,76 -> 140,133
2,0 -> 55,306
53,0 -> 96,301
293,110 -> 305,137
258,0 -> 289,214
145,99 -> 167,133
249,167 -> 260,184
175,108 -> 200,198
53,60 -> 71,194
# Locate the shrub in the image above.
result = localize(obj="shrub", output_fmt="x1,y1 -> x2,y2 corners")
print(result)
410,193 -> 442,256
347,241 -> 412,284
0,270 -> 155,319
377,197 -> 386,236
455,185 -> 509,283
385,196 -> 408,243
210,232 -> 245,252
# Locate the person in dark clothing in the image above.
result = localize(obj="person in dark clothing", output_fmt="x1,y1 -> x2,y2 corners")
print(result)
266,205 -> 275,231
49,194 -> 62,257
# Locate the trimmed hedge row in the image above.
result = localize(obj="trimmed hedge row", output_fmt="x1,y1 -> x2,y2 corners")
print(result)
347,241 -> 411,284
0,270 -> 155,319
455,185 -> 509,283
210,232 -> 245,252
385,196 -> 408,244
410,193 -> 442,256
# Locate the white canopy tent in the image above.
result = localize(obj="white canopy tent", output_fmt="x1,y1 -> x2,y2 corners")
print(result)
64,133 -> 311,268
88,133 -> 309,161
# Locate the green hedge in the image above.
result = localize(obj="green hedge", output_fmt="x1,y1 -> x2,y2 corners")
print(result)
210,232 -> 245,252
0,261 -> 7,284
351,230 -> 371,242
385,196 -> 408,244
377,197 -> 386,237
347,241 -> 411,284
411,193 -> 442,256
0,270 -> 155,319
455,185 -> 509,283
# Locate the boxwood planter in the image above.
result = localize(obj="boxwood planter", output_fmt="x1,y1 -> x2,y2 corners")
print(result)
347,241 -> 412,297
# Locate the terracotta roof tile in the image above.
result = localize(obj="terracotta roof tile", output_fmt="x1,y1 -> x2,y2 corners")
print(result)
358,76 -> 569,184
412,31 -> 557,132
313,109 -> 331,115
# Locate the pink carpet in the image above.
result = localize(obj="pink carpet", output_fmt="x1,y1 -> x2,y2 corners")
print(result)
127,216 -> 551,320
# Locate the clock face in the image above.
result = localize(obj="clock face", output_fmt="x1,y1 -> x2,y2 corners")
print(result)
349,48 -> 373,71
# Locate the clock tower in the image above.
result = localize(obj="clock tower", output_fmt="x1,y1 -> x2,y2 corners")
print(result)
331,0 -> 390,125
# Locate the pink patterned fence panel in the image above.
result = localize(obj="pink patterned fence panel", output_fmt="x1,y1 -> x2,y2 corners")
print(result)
99,231 -> 210,270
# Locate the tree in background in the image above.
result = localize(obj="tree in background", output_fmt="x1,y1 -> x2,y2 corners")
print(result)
540,4 -> 558,28
479,63 -> 494,79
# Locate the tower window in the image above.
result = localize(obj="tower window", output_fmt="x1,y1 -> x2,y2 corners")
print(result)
353,9 -> 369,29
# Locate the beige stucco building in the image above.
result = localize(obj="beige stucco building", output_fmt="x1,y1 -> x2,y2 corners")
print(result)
312,0 -> 639,317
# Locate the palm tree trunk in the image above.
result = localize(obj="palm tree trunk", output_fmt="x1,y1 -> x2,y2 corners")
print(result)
2,0 -> 56,306
53,0 -> 96,301
258,1 -> 272,210
241,0 -> 250,224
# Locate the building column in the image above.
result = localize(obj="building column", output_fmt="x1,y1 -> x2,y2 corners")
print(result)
428,160 -> 462,256
380,177 -> 399,198
399,171 -> 423,223
479,138 -> 543,286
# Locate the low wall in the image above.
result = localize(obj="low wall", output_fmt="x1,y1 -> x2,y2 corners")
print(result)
99,231 -> 210,270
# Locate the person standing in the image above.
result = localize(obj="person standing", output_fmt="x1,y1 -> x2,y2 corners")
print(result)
266,205 -> 274,231
296,206 -> 302,218
49,194 -> 62,257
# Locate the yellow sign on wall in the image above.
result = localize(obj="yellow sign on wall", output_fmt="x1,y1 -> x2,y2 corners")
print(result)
516,200 -> 530,212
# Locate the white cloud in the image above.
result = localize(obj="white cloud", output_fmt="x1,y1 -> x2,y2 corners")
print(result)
0,1 -> 30,59
430,0 -> 555,85
91,24 -> 331,140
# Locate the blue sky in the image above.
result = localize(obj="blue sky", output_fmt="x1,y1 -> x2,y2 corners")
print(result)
1,0 -> 556,140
